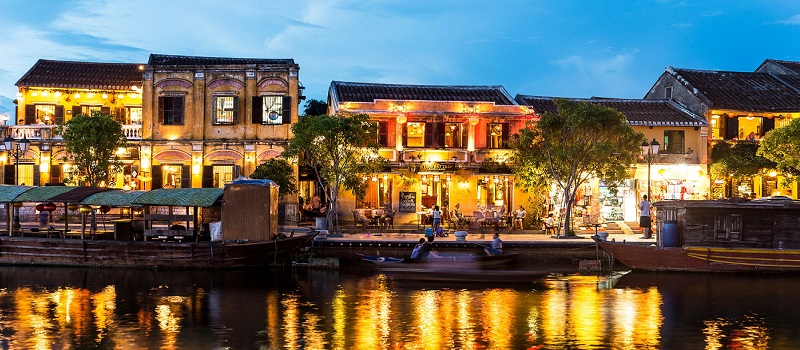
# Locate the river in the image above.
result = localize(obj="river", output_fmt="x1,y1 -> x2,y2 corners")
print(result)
0,265 -> 796,349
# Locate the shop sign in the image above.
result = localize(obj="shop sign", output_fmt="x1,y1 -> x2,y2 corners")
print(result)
418,162 -> 457,172
399,191 -> 416,213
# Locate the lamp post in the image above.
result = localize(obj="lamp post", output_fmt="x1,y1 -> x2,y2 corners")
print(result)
4,136 -> 30,233
641,138 -> 660,239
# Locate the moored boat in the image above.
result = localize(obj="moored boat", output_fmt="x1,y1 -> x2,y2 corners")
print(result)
356,252 -> 519,267
594,196 -> 800,272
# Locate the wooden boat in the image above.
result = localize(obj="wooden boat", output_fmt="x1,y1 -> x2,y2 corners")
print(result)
0,232 -> 317,268
375,266 -> 548,284
594,196 -> 800,272
356,252 -> 519,267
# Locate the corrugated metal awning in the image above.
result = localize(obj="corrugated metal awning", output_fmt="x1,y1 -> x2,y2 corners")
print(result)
81,190 -> 146,206
14,186 -> 78,202
0,185 -> 34,202
132,188 -> 224,207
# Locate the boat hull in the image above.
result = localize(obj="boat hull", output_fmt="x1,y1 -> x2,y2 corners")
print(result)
593,237 -> 800,272
357,253 -> 519,267
0,233 -> 316,269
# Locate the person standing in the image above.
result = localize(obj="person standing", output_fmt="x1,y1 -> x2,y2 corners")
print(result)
431,205 -> 441,232
639,195 -> 652,239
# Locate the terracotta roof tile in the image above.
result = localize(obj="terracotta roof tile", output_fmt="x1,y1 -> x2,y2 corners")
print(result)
16,59 -> 144,90
515,95 -> 707,127
148,54 -> 295,67
672,68 -> 800,112
330,81 -> 516,105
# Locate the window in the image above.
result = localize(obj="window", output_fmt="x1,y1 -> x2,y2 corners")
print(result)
663,130 -> 685,154
162,164 -> 183,188
213,165 -> 234,188
212,95 -> 238,125
252,96 -> 291,125
444,123 -> 465,148
16,164 -> 34,186
35,105 -> 55,124
406,122 -> 425,147
159,96 -> 184,125
127,107 -> 142,124
488,123 -> 508,148
80,105 -> 102,116
665,86 -> 673,99
376,121 -> 389,146
714,214 -> 741,241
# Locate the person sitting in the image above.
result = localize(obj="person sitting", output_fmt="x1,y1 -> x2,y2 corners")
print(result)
514,205 -> 527,230
417,235 -> 440,259
353,209 -> 370,233
410,238 -> 425,259
544,213 -> 555,235
485,233 -> 504,256
473,209 -> 486,228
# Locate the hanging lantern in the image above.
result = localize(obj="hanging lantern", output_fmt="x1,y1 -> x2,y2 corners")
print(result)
396,114 -> 407,124
67,203 -> 79,211
99,205 -> 111,214
43,202 -> 57,212
469,116 -> 480,126
79,205 -> 93,215
35,203 -> 45,212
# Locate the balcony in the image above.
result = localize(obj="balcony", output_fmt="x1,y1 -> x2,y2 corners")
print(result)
0,124 -> 142,141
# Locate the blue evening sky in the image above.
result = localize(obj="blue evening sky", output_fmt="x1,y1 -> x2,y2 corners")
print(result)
0,0 -> 799,113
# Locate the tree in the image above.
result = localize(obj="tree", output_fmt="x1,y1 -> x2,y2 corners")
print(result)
510,99 -> 643,236
283,114 -> 386,233
57,111 -> 126,187
710,141 -> 775,196
302,99 -> 328,117
757,119 -> 800,178
250,158 -> 298,197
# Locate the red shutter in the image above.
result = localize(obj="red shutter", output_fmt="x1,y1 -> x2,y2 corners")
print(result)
251,96 -> 262,124
282,96 -> 292,124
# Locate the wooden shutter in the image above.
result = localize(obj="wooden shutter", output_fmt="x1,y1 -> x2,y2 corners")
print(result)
115,107 -> 126,123
461,124 -> 468,148
424,122 -> 435,147
233,96 -> 239,124
181,165 -> 191,188
282,96 -> 292,124
100,106 -> 111,116
72,106 -> 82,118
50,165 -> 62,184
157,97 -> 165,124
175,97 -> 184,124
501,123 -> 509,148
378,121 -> 388,146
202,166 -> 214,188
402,123 -> 408,147
436,122 -> 445,148
4,165 -> 13,184
233,165 -> 241,179
25,104 -> 35,125
151,166 -> 163,189
251,96 -> 263,124
33,166 -> 40,186
54,105 -> 64,124
725,117 -> 739,140
762,117 -> 775,136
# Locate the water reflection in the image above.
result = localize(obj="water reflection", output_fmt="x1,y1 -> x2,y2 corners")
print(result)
2,267 -> 800,348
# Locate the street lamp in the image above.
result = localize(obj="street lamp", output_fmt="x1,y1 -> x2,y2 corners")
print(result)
4,136 -> 30,233
641,138 -> 660,239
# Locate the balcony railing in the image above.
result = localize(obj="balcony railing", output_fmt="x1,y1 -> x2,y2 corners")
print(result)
0,124 -> 142,141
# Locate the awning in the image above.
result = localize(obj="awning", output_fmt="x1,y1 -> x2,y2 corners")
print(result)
132,188 -> 224,207
81,190 -> 146,207
14,186 -> 79,203
48,186 -> 113,203
0,185 -> 34,202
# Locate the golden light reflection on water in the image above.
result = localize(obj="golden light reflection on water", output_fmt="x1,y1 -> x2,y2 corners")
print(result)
0,272 -> 787,349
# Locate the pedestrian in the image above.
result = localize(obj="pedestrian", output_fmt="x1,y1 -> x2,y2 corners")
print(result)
431,205 -> 441,232
640,195 -> 652,238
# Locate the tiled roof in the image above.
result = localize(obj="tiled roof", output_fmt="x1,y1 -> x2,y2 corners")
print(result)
330,81 -> 517,105
761,59 -> 800,75
148,54 -> 295,67
515,95 -> 708,127
670,68 -> 800,112
16,59 -> 144,90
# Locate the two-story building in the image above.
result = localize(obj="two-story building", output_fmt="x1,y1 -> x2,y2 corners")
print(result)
327,81 -> 532,226
10,55 -> 304,219
644,63 -> 800,198
515,95 -> 708,222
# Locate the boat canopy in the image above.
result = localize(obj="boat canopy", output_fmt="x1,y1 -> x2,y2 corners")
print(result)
132,188 -> 224,207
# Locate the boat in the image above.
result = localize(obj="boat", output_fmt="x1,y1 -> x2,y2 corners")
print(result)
0,180 -> 317,269
356,252 -> 519,267
593,196 -> 800,272
375,266 -> 549,284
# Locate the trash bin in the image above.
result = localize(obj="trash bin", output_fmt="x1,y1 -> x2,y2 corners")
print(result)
662,220 -> 679,247
113,219 -> 132,241
315,217 -> 327,230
